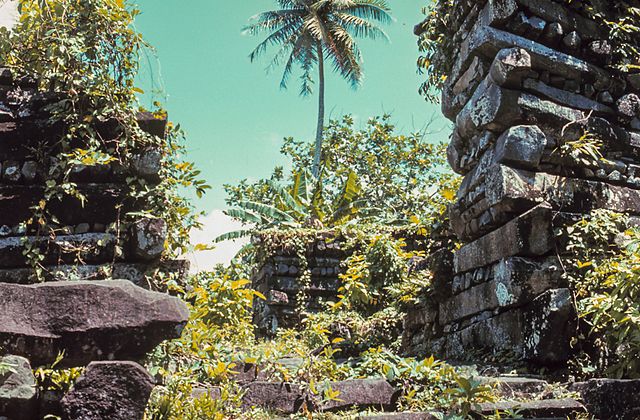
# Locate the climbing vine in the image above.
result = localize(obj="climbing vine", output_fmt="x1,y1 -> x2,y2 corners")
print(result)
0,0 -> 208,279
560,210 -> 640,379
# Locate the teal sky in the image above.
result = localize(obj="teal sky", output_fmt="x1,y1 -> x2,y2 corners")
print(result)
134,0 -> 449,213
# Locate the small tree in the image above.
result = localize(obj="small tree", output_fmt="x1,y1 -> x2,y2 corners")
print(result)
220,115 -> 457,239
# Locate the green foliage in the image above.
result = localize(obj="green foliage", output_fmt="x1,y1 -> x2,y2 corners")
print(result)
244,0 -> 391,96
561,210 -> 640,378
557,130 -> 605,167
416,0 -> 457,102
34,351 -> 84,402
0,0 -> 207,277
146,222 -> 497,419
223,115 -> 456,236
331,233 -> 430,314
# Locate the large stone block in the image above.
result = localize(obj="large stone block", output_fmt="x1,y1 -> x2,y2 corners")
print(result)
493,125 -> 547,169
489,47 -> 531,88
0,280 -> 189,366
0,355 -> 37,420
523,288 -> 575,363
0,184 -> 126,228
241,382 -> 308,414
320,379 -> 398,412
570,379 -> 640,420
451,24 -> 609,88
454,204 -> 554,273
435,289 -> 574,364
0,233 -> 117,268
130,218 -> 167,261
452,164 -> 640,241
455,79 -> 522,139
61,361 -> 154,420
0,260 -> 189,289
523,78 -> 615,115
439,257 -> 563,325
477,398 -> 586,418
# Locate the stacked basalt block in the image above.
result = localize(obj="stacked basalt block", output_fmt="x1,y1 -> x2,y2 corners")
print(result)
251,232 -> 347,335
406,0 -> 640,365
0,67 -> 188,288
0,68 -> 190,420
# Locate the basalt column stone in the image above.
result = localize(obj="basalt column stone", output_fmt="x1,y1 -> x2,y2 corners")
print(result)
0,68 -> 188,287
407,0 -> 640,365
0,69 -> 191,418
61,361 -> 155,420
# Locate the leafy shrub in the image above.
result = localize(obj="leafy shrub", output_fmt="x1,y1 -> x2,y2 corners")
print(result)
223,115 -> 456,233
0,0 -> 207,272
561,210 -> 640,378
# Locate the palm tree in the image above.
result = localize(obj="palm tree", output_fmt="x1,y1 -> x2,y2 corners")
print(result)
244,0 -> 391,179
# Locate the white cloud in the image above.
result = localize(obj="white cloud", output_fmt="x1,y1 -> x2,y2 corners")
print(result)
184,210 -> 249,273
0,1 -> 18,30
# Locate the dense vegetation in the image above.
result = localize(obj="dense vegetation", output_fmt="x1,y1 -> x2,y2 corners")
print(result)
220,115 -> 456,239
0,0 -> 209,269
5,0 -> 640,418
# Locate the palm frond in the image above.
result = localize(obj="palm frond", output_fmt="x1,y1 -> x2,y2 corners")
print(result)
248,20 -> 304,62
340,1 -> 392,24
225,208 -> 263,224
325,22 -> 362,87
279,33 -> 315,89
243,9 -> 304,36
213,229 -> 253,243
335,13 -> 389,40
236,200 -> 297,223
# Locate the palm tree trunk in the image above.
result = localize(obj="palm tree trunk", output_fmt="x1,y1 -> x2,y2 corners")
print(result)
312,43 -> 325,179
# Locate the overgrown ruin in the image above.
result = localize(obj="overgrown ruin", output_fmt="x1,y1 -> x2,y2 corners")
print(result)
0,69 -> 189,419
405,0 -> 640,366
243,0 -> 640,418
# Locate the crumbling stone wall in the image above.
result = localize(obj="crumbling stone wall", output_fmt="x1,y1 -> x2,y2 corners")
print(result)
252,232 -> 347,335
405,0 -> 640,365
0,68 -> 189,419
0,67 -> 187,287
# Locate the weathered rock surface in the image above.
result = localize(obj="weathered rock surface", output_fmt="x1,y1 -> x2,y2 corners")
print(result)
320,379 -> 398,412
0,233 -> 116,268
570,379 -> 640,420
0,355 -> 36,420
0,260 -> 189,289
0,280 -> 189,366
477,398 -> 586,417
130,218 -> 167,261
60,361 -> 154,420
241,382 -> 308,414
454,204 -> 555,273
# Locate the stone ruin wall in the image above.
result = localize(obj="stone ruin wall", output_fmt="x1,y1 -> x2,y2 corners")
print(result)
252,232 -> 347,335
0,68 -> 188,287
404,0 -> 640,366
251,229 -> 445,336
0,68 -> 190,419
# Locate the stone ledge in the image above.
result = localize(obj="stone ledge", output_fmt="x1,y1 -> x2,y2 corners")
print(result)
0,280 -> 189,366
